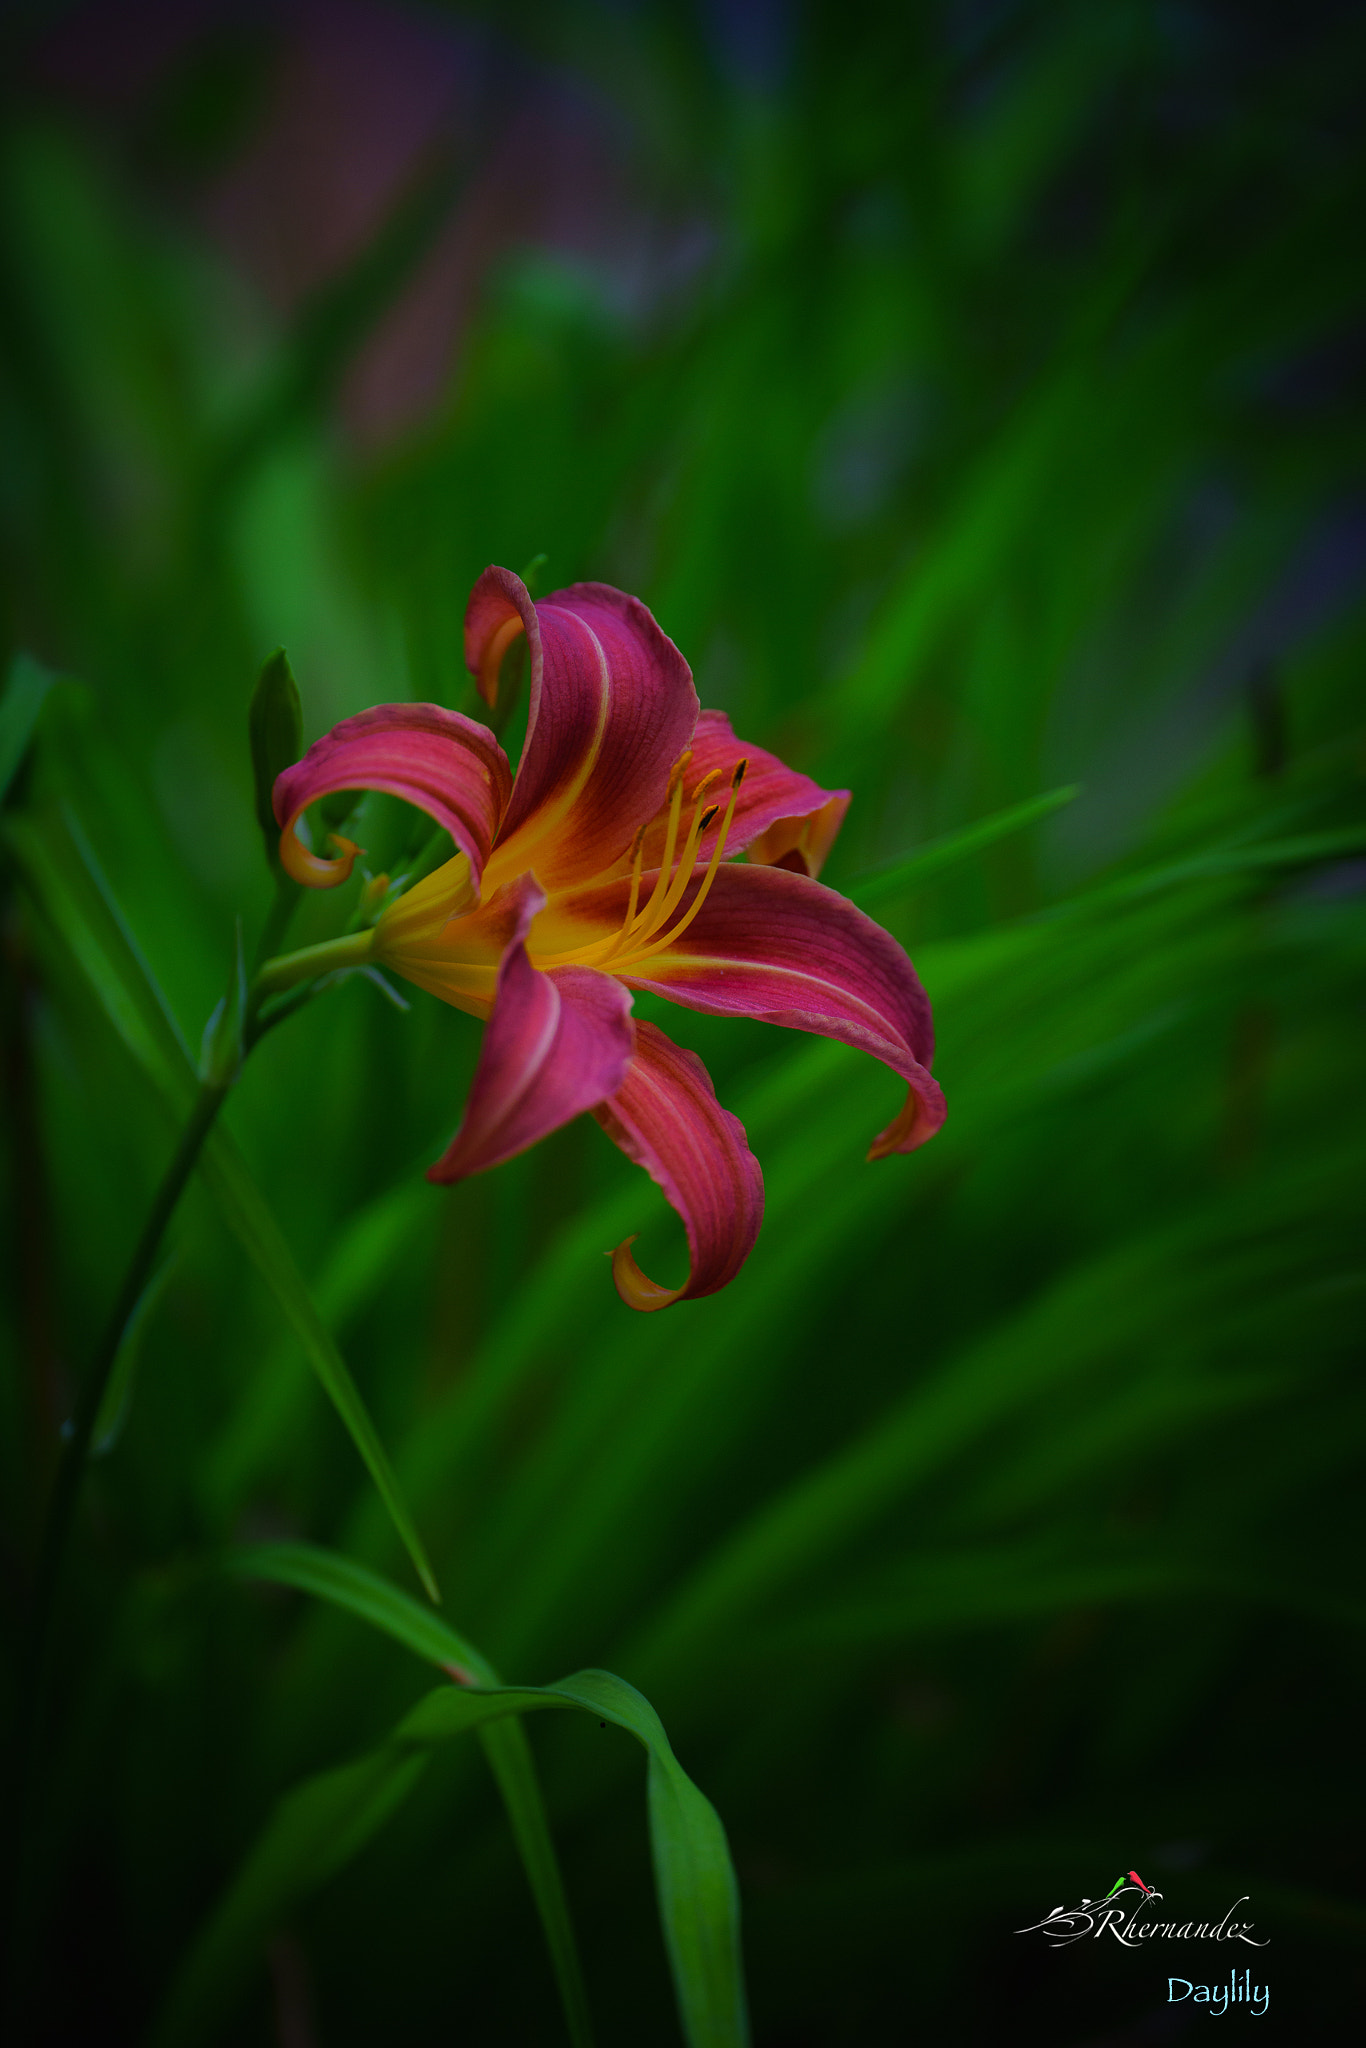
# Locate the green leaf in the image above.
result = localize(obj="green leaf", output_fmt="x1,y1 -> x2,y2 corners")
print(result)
197,1544 -> 749,2048
845,784 -> 1079,908
3,803 -> 438,1600
196,1152 -> 439,1600
247,647 -> 302,864
199,1179 -> 435,1518
410,1676 -> 747,2048
0,653 -> 57,805
477,1718 -> 597,2048
1058,823 -> 1366,915
224,1542 -> 491,1680
5,804 -> 191,1083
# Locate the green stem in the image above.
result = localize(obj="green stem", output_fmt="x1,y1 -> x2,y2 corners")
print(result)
9,1083 -> 229,2036
252,871 -> 302,970
27,1081 -> 230,1672
254,927 -> 376,995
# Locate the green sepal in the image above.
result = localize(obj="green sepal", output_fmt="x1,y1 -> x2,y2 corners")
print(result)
248,648 -> 303,868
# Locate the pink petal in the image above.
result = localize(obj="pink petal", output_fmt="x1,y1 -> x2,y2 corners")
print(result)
593,1022 -> 764,1311
634,709 -> 851,879
427,874 -> 635,1181
745,792 -> 851,880
465,568 -> 699,892
562,862 -> 946,1157
273,704 -> 512,890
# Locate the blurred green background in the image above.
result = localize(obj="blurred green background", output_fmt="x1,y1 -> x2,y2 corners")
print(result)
2,0 -> 1364,2041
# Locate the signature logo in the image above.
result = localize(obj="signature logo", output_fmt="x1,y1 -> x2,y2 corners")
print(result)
1017,1872 -> 1268,1950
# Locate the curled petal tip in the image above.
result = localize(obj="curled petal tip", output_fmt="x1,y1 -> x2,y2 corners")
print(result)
866,1076 -> 948,1160
748,790 -> 851,879
609,1233 -> 685,1313
477,614 -> 525,710
279,820 -> 363,889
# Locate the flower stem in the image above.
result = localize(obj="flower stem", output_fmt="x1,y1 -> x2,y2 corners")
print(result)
8,1080 -> 230,2048
255,926 -> 376,994
27,1080 -> 230,1675
252,872 -> 303,970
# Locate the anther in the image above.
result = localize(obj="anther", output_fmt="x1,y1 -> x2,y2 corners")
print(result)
690,768 -> 724,804
732,757 -> 748,788
616,763 -> 746,968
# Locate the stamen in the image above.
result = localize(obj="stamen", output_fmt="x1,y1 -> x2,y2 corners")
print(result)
530,753 -> 747,974
633,792 -> 713,943
620,825 -> 647,933
594,826 -> 648,964
655,752 -> 692,880
617,760 -> 747,969
618,752 -> 695,948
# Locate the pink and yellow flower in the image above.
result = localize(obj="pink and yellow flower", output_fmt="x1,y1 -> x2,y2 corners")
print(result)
273,569 -> 945,1310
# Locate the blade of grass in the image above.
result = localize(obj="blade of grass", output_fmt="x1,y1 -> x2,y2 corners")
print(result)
623,1154 -> 1358,1695
477,1717 -> 597,2048
200,1179 -> 435,1519
225,1542 -> 493,1679
844,784 -> 1079,907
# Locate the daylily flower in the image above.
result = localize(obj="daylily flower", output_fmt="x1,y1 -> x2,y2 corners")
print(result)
271,569 -> 945,1310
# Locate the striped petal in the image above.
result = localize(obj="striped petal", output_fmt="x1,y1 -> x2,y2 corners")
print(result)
633,709 -> 851,879
428,876 -> 635,1181
273,704 -> 511,890
558,862 -> 945,1157
745,791 -> 851,879
593,1022 -> 764,1311
467,568 -> 699,893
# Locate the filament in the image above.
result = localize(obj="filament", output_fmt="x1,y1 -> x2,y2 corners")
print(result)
532,755 -> 747,973
616,762 -> 745,969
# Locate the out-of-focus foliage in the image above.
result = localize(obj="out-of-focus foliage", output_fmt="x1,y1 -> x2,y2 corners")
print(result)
1,1 -> 1363,2042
